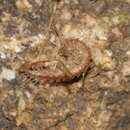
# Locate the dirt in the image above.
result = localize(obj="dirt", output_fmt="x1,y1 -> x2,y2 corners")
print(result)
0,0 -> 130,130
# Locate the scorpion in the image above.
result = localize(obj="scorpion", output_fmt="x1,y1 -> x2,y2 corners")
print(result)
16,39 -> 91,86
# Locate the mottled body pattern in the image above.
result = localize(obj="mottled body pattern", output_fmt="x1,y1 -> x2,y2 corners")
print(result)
17,39 -> 90,84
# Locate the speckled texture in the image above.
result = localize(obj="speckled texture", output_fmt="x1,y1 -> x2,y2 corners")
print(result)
16,39 -> 90,84
0,0 -> 130,130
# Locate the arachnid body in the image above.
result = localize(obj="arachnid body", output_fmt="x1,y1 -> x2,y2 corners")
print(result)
16,39 -> 90,85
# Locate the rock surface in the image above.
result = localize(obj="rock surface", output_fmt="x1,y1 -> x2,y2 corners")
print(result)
0,0 -> 130,130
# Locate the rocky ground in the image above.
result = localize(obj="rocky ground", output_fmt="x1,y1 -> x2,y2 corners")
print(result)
0,0 -> 130,130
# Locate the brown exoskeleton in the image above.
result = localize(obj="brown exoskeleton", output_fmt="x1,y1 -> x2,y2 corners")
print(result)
16,39 -> 90,87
